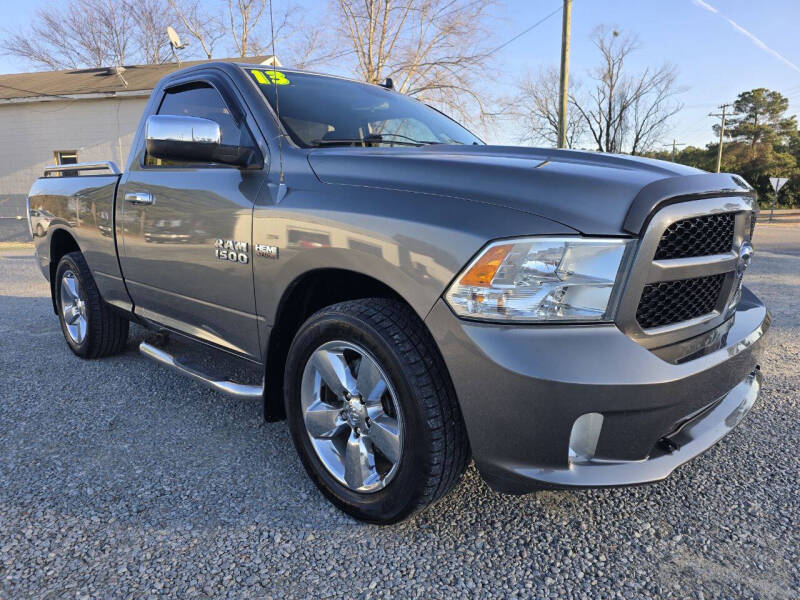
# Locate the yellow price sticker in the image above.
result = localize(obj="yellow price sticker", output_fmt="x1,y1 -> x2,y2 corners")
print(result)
251,69 -> 290,85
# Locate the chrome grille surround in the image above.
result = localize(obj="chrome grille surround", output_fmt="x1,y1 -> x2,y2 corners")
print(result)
616,196 -> 756,349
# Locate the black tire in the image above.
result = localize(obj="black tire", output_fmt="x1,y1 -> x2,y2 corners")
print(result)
284,298 -> 470,524
55,251 -> 129,358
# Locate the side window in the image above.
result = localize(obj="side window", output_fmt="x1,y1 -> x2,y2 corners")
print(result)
145,82 -> 251,167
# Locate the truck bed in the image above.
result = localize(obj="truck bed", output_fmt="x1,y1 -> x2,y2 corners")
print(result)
28,170 -> 128,311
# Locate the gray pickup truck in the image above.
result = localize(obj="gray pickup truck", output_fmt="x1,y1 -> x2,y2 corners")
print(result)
27,61 -> 768,524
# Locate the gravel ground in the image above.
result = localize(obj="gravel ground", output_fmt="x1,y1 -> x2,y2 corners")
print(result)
1,224 -> 798,599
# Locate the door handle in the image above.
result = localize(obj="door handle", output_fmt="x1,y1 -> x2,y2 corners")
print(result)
124,191 -> 155,206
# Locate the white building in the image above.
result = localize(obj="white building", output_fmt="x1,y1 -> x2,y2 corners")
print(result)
0,56 -> 278,241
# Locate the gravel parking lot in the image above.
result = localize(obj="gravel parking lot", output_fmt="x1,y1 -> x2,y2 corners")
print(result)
1,224 -> 798,599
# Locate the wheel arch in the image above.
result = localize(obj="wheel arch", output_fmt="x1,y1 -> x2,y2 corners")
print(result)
48,228 -> 82,314
264,268 -> 413,421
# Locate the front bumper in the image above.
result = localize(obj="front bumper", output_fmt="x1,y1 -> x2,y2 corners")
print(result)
425,287 -> 769,494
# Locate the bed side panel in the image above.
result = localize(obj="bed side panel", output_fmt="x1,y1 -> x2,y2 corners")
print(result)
28,174 -> 131,310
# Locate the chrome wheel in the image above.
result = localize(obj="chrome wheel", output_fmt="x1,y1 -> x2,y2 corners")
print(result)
60,270 -> 87,344
300,340 -> 403,492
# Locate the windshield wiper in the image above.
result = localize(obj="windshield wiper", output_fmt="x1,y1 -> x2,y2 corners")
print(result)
374,132 -> 442,145
310,134 -> 440,147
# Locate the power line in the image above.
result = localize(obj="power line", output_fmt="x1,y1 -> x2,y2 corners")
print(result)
484,3 -> 565,58
311,3 -> 568,70
303,3 -> 567,79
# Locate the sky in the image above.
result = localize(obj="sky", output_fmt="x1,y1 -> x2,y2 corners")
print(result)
0,0 -> 798,149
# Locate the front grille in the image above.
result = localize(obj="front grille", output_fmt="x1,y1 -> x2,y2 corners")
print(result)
654,213 -> 735,260
636,274 -> 725,329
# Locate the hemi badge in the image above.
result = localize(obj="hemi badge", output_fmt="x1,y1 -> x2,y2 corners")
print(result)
256,244 -> 279,259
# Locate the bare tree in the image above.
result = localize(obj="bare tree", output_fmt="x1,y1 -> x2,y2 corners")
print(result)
168,0 -> 226,59
129,0 -> 173,64
571,26 -> 683,154
0,0 -> 178,69
277,9 -> 342,70
1,0 -> 136,69
627,66 -> 682,155
227,0 -> 270,57
169,0 -> 323,66
510,67 -> 586,148
333,0 -> 499,120
228,0 -> 336,67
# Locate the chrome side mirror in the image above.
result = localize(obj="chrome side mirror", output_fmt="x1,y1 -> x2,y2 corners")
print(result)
145,115 -> 261,168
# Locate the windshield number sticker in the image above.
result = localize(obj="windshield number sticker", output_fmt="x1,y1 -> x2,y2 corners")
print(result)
251,69 -> 290,86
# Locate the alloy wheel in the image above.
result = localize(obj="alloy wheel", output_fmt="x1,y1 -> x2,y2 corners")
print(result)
300,340 -> 403,492
60,270 -> 87,344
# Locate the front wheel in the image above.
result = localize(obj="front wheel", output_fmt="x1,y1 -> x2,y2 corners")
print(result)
55,252 -> 129,358
284,298 -> 470,524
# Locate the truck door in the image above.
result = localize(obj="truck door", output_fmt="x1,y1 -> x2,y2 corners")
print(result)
118,79 -> 265,359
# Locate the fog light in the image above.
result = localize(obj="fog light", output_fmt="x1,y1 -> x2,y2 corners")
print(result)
568,412 -> 604,463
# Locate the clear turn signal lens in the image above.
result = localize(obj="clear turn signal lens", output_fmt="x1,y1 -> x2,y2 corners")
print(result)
445,237 -> 634,322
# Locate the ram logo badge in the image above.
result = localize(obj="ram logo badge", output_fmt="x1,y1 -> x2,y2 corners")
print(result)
214,239 -> 249,264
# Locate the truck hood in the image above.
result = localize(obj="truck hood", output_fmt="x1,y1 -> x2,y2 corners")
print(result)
307,145 -> 748,235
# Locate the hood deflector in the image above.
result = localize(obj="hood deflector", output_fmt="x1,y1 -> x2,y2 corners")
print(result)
623,173 -> 755,235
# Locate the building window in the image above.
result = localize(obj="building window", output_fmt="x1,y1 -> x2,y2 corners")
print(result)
54,151 -> 78,176
55,150 -> 78,165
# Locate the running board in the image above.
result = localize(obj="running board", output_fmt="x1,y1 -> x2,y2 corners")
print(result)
139,341 -> 264,400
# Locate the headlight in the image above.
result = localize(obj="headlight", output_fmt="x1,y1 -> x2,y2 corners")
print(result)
445,237 -> 634,322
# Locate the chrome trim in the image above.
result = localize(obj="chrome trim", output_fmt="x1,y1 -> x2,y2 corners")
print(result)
145,115 -> 222,145
139,341 -> 264,400
43,161 -> 121,176
639,311 -> 722,337
616,196 -> 756,349
648,253 -> 738,282
124,191 -> 155,206
25,196 -> 33,239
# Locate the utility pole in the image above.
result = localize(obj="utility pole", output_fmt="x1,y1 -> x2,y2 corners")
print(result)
663,139 -> 686,161
557,0 -> 572,149
710,103 -> 732,172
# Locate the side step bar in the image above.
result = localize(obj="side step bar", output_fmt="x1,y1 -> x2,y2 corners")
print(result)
139,341 -> 264,400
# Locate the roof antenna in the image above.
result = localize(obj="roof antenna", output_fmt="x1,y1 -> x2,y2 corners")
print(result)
167,26 -> 188,68
268,0 -> 287,202
379,77 -> 394,90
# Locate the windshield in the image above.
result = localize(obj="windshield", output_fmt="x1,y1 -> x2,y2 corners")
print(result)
245,68 -> 483,148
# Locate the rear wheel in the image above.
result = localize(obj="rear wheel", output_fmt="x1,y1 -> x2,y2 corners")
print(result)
55,252 -> 129,358
284,298 -> 469,524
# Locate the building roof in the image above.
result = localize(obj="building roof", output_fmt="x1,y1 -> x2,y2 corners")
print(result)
0,56 -> 279,103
